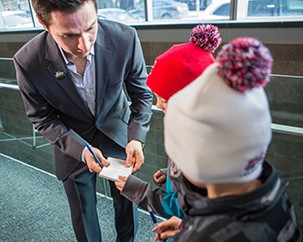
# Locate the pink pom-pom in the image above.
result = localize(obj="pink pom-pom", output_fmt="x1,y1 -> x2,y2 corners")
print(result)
216,37 -> 273,93
190,24 -> 222,53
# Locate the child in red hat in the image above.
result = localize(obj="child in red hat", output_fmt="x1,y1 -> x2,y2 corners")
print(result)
115,24 -> 222,238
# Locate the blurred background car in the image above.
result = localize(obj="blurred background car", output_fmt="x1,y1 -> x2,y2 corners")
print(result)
199,0 -> 230,20
129,0 -> 189,20
97,8 -> 142,22
199,0 -> 303,20
176,0 -> 211,11
247,0 -> 303,16
0,10 -> 33,29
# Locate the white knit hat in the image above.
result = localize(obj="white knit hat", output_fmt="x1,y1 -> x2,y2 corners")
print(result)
164,37 -> 273,184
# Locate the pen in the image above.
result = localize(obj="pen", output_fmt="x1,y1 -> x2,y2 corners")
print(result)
85,143 -> 103,168
147,204 -> 166,242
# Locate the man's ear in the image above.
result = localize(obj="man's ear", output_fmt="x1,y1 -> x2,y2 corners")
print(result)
36,15 -> 48,31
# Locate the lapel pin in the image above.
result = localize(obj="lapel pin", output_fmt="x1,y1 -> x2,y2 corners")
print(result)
55,71 -> 67,80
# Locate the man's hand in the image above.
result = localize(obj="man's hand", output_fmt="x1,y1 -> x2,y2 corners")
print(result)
125,140 -> 144,173
152,216 -> 182,241
153,169 -> 166,187
84,146 -> 110,173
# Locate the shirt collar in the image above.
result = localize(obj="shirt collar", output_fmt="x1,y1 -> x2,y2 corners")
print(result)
59,45 -> 95,65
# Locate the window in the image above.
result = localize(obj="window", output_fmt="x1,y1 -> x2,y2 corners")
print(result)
0,0 -> 34,29
0,0 -> 302,30
212,3 -> 230,16
129,0 -> 190,21
192,0 -> 303,21
248,0 -> 303,17
1,10 -> 33,29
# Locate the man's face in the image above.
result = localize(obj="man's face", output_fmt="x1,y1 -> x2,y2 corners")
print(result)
43,1 -> 98,60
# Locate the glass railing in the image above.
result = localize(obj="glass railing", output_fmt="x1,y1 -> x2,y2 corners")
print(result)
266,74 -> 303,129
1,57 -> 303,135
0,57 -> 16,84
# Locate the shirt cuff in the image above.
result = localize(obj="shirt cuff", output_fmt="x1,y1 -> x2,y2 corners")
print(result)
81,147 -> 87,163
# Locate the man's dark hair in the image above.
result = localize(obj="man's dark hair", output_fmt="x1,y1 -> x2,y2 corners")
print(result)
31,0 -> 97,27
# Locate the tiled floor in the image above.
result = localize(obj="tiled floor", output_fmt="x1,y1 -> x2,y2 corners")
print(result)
0,152 -> 159,242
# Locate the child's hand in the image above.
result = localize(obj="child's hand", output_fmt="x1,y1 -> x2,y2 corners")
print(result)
115,175 -> 128,192
153,170 -> 166,187
152,216 -> 182,241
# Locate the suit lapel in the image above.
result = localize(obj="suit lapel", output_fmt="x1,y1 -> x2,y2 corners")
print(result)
94,25 -> 112,121
44,34 -> 94,120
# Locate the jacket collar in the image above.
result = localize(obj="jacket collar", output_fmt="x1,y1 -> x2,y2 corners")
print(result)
93,21 -> 112,120
169,161 -> 284,219
42,21 -> 120,121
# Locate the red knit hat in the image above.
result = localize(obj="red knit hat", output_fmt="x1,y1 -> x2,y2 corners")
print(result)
146,24 -> 222,100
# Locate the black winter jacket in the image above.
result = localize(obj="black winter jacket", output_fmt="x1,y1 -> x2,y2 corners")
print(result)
169,161 -> 301,242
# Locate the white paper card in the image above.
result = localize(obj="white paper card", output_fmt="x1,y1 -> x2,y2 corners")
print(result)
98,157 -> 133,182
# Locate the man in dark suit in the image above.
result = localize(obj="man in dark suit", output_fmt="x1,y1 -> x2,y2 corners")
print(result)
13,1 -> 153,241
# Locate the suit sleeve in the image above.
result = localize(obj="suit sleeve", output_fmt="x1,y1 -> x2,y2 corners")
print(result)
124,28 -> 153,143
13,58 -> 86,161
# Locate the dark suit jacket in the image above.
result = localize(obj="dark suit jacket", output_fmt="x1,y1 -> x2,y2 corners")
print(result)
13,20 -> 153,181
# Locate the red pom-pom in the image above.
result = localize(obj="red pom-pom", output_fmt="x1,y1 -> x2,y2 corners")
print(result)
216,37 -> 273,93
190,24 -> 222,53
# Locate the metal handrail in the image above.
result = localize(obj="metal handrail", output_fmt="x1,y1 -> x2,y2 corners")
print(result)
0,57 -> 13,61
0,82 -> 19,90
